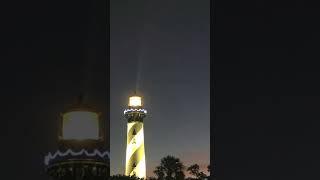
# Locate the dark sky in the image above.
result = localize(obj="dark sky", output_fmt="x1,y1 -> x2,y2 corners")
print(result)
214,0 -> 320,179
0,1 -> 108,179
110,0 -> 210,177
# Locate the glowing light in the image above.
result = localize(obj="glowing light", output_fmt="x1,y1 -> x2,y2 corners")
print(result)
129,96 -> 142,107
62,111 -> 99,140
125,122 -> 146,179
130,157 -> 146,178
126,122 -> 144,158
124,108 -> 147,114
44,149 -> 110,165
125,95 -> 147,179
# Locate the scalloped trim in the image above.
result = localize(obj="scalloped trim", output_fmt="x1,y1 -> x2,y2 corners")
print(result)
44,149 -> 110,165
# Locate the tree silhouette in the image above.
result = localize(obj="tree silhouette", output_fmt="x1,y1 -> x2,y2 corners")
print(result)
154,166 -> 165,180
153,155 -> 185,180
186,164 -> 207,180
148,177 -> 158,180
109,174 -> 143,180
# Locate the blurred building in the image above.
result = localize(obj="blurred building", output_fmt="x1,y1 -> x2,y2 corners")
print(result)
44,98 -> 110,180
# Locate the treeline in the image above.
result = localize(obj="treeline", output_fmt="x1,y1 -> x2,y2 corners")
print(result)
110,155 -> 211,180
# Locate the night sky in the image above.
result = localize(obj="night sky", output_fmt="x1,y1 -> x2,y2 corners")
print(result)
214,0 -> 320,179
110,0 -> 210,177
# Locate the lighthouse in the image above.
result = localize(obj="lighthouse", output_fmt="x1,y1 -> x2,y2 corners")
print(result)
124,95 -> 147,179
44,97 -> 110,180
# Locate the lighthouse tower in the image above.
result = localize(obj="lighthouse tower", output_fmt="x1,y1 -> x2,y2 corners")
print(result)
124,95 -> 147,179
44,97 -> 110,180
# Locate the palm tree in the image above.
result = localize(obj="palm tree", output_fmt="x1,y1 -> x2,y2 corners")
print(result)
153,155 -> 185,180
109,174 -> 143,180
148,177 -> 158,180
186,164 -> 207,180
154,166 -> 165,180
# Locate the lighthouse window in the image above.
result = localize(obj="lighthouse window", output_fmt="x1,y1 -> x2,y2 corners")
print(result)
62,111 -> 100,140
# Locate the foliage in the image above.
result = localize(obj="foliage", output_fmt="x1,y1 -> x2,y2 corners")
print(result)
148,177 -> 158,180
186,164 -> 207,180
116,155 -> 210,180
109,174 -> 144,180
153,155 -> 185,180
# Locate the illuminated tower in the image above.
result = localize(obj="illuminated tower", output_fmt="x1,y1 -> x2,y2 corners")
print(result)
44,98 -> 110,180
124,95 -> 147,179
